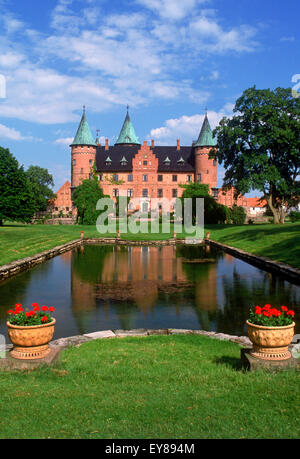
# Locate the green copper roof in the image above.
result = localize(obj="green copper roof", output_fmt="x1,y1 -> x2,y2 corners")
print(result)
194,114 -> 217,148
71,107 -> 97,147
115,109 -> 140,145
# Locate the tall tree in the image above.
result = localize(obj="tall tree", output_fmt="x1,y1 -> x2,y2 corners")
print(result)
72,177 -> 107,225
0,147 -> 36,226
180,183 -> 228,224
25,165 -> 56,212
212,86 -> 300,224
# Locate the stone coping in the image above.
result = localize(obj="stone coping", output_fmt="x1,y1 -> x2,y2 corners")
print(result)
48,328 -> 253,349
208,240 -> 300,285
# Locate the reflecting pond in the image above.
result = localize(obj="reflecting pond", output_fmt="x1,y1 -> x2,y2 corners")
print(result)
0,244 -> 299,340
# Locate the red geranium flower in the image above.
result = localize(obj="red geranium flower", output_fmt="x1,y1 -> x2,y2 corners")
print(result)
41,316 -> 48,323
49,307 -> 55,312
32,303 -> 39,308
41,306 -> 48,311
7,310 -> 14,315
281,306 -> 288,312
287,310 -> 295,317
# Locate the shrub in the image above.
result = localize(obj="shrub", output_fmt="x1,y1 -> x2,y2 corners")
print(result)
289,211 -> 300,223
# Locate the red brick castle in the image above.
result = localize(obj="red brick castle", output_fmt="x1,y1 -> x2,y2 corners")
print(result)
52,107 -> 266,217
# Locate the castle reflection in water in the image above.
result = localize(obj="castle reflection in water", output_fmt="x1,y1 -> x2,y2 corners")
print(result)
0,244 -> 299,339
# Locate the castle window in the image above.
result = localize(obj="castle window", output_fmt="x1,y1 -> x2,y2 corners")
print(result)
120,156 -> 128,166
80,168 -> 84,174
142,189 -> 148,197
128,174 -> 133,182
197,174 -> 202,182
72,159 -> 76,166
172,175 -> 177,182
89,159 -> 93,165
207,170 -> 209,174
164,157 -> 171,165
128,189 -> 133,197
213,160 -> 217,166
143,174 -> 148,182
158,189 -> 163,198
99,174 -> 103,181
172,189 -> 178,198
66,207 -> 69,212
187,175 -> 192,182
158,175 -> 163,182
113,189 -> 119,197
105,156 -> 112,166
143,161 -> 147,166
212,188 -> 219,199
113,174 -> 119,182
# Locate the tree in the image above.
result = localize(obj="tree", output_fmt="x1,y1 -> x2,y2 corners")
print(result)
229,205 -> 247,225
72,177 -> 107,225
180,183 -> 228,224
25,165 -> 56,212
0,147 -> 36,226
212,86 -> 300,224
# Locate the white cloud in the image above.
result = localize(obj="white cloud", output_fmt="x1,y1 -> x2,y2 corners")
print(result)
147,105 -> 233,145
0,123 -> 37,141
136,0 -> 207,20
0,1 -> 259,126
55,137 -> 74,146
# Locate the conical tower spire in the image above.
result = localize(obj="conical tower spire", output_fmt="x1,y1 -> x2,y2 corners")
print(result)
71,106 -> 97,147
115,106 -> 140,145
194,113 -> 217,148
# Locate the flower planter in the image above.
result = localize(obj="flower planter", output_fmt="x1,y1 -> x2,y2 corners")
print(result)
7,319 -> 56,360
246,320 -> 295,361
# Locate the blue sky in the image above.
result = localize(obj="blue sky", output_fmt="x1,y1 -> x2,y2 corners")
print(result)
0,0 -> 299,194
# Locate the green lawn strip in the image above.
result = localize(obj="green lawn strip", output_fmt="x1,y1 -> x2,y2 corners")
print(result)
207,223 -> 300,269
0,335 -> 298,439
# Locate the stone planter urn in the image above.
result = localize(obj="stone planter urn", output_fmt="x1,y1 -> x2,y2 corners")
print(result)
7,319 -> 56,360
246,320 -> 295,361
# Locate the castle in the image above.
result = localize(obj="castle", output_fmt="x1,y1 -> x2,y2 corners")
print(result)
52,107 -> 266,217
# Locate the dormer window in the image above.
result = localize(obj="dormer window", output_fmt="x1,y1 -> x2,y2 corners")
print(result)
177,157 -> 185,165
164,157 -> 171,165
120,156 -> 128,166
105,156 -> 112,166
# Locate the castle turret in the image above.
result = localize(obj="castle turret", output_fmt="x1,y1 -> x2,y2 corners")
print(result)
70,106 -> 97,188
115,106 -> 140,146
193,113 -> 217,192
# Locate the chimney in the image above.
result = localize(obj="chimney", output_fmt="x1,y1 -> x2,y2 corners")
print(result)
177,139 -> 180,151
151,139 -> 155,148
143,140 -> 148,147
105,139 -> 109,151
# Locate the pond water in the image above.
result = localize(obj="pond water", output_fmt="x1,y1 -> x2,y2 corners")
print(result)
0,244 -> 299,340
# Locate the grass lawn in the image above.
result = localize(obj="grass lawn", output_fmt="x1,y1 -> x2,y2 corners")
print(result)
0,222 -> 299,268
0,335 -> 298,439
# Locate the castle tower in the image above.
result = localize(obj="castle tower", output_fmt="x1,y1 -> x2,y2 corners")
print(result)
70,106 -> 97,188
115,106 -> 140,146
194,113 -> 217,192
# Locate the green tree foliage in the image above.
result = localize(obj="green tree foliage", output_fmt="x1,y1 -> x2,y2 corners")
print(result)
0,147 -> 36,226
212,86 -> 300,224
180,183 -> 228,224
25,165 -> 56,212
229,205 -> 247,225
72,177 -> 107,225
